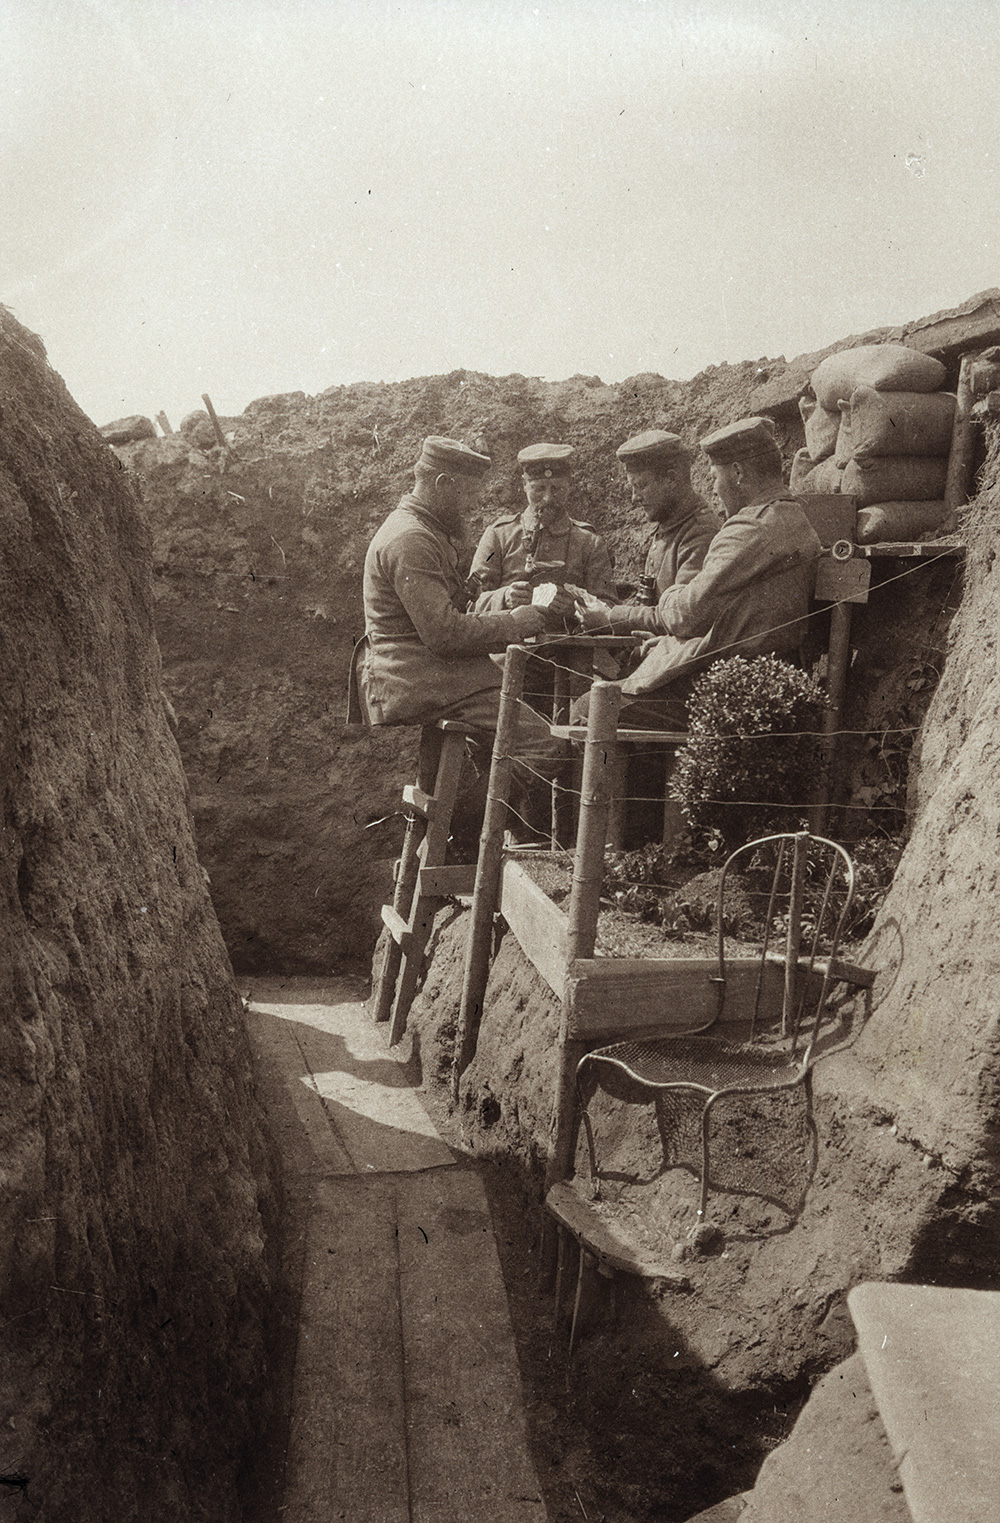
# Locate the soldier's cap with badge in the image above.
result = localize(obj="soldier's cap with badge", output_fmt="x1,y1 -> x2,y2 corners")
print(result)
418,435 -> 492,477
699,416 -> 777,464
615,429 -> 688,470
517,442 -> 576,477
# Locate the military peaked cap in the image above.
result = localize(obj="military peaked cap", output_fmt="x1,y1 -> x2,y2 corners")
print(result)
418,436 -> 491,477
517,442 -> 576,476
616,429 -> 687,468
699,416 -> 777,463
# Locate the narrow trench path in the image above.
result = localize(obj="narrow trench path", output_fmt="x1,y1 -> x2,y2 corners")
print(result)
244,976 -> 547,1523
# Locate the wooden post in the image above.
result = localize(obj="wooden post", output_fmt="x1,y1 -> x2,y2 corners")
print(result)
811,600 -> 853,835
452,646 -> 528,1097
370,726 -> 441,1024
156,411 -> 174,436
941,353 -> 979,531
547,680 -> 622,1191
201,392 -> 230,452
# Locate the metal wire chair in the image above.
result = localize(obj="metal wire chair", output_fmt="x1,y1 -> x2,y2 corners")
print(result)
576,830 -> 856,1223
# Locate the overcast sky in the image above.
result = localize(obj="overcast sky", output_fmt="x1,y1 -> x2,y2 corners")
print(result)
3,0 -> 998,428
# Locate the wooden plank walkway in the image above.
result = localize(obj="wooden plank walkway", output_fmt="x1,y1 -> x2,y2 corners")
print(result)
245,977 -> 546,1523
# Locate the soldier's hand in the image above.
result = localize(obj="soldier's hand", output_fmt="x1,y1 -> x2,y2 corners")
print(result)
544,587 -> 575,621
508,604 -> 547,637
503,580 -> 532,608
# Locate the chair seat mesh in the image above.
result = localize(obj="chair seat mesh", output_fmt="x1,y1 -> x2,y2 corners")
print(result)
587,1035 -> 805,1093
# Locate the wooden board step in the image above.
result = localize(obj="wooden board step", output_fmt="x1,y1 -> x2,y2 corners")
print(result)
545,1180 -> 689,1285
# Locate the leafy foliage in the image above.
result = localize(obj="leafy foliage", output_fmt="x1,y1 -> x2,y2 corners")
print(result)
670,654 -> 827,849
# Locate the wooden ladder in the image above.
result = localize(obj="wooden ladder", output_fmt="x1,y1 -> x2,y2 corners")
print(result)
370,719 -> 477,1045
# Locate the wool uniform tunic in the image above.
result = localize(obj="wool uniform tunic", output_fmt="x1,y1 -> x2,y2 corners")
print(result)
603,498 -> 719,635
470,513 -> 617,610
622,492 -> 822,698
361,494 -> 531,725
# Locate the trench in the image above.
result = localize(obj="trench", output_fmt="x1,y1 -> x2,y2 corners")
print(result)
235,960 -> 822,1523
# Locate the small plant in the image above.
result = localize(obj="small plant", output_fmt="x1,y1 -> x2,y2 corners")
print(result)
670,654 -> 827,850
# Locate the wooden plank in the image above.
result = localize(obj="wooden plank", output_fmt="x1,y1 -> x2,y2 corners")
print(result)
763,949 -> 877,989
565,956 -> 775,1041
381,903 -> 412,951
397,1168 -> 547,1522
402,783 -> 435,817
545,1181 -> 688,1284
549,724 -> 687,743
418,864 -> 476,898
499,857 -> 568,997
283,1176 -> 409,1523
850,1282 -> 1000,1523
863,540 -> 964,559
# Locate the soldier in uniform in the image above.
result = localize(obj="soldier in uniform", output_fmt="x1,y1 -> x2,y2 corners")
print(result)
361,434 -> 563,839
584,429 -> 718,635
470,443 -> 617,611
605,417 -> 822,729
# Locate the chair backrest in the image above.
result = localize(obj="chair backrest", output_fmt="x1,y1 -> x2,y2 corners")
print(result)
715,830 -> 856,1059
345,634 -> 372,725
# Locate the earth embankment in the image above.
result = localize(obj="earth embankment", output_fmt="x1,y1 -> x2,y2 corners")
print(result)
0,309 -> 277,1521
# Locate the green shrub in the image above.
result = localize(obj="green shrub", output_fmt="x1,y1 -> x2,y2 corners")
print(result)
670,654 -> 827,849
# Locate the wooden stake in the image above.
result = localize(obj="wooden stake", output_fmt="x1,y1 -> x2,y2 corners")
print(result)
370,726 -> 441,1024
452,645 -> 528,1097
156,410 -> 174,436
201,392 -> 229,451
547,680 -> 621,1190
810,599 -> 853,835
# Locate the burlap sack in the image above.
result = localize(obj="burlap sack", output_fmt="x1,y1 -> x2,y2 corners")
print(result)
842,455 -> 949,508
790,448 -> 845,494
855,500 -> 949,543
811,344 -> 947,412
837,385 -> 956,463
798,394 -> 841,462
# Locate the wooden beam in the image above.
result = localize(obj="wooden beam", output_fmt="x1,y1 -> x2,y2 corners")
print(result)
380,905 -> 412,954
564,956 -> 771,1041
402,784 -> 435,817
454,647 -> 530,1093
499,858 -> 568,998
417,864 -> 476,898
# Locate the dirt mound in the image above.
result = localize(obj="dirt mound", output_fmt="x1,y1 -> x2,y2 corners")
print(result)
0,309 -> 277,1521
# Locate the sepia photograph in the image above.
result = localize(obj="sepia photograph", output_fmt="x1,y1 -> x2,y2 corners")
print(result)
2,1 -> 999,1519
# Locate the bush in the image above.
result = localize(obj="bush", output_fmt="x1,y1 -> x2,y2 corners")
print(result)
671,654 -> 827,849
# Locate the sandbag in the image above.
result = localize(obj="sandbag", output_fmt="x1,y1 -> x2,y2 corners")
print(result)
798,393 -> 841,462
837,385 -> 956,463
811,343 -> 947,412
855,500 -> 948,543
790,448 -> 845,494
841,455 -> 949,508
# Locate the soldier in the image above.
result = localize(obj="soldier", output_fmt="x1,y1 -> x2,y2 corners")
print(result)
589,429 -> 718,634
470,443 -> 616,611
360,434 -> 562,838
610,417 -> 822,728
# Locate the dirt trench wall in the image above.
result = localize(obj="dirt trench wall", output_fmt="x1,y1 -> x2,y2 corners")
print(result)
120,298 -> 983,973
0,310 -> 276,1522
848,435 -> 1000,1215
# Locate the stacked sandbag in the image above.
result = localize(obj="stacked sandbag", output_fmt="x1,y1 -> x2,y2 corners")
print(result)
795,343 -> 954,542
